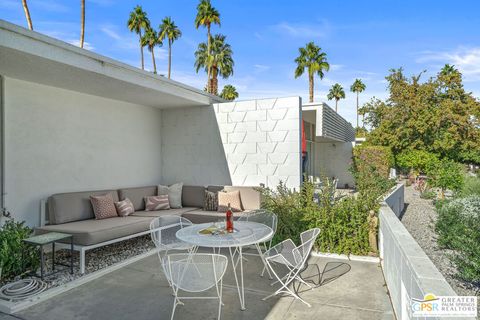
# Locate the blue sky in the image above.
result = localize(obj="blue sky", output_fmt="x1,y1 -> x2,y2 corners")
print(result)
1,0 -> 480,125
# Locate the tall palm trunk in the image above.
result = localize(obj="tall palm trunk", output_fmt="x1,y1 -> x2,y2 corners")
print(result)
168,39 -> 172,79
309,73 -> 314,103
209,67 -> 218,95
151,48 -> 157,74
356,92 -> 359,127
139,30 -> 144,70
335,99 -> 338,112
80,0 -> 85,48
206,24 -> 211,93
362,114 -> 365,128
22,0 -> 33,30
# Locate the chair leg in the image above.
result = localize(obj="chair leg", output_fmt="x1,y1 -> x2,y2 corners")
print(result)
255,243 -> 273,279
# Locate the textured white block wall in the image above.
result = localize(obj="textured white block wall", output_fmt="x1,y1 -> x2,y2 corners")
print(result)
214,97 -> 302,189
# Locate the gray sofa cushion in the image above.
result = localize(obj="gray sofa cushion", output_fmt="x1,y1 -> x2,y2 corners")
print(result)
181,209 -> 248,224
48,190 -> 120,225
131,207 -> 199,218
207,185 -> 225,193
118,186 -> 157,211
35,216 -> 152,246
158,183 -> 183,209
182,185 -> 206,208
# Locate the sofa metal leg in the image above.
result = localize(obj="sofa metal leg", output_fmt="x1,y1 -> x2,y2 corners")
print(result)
80,248 -> 86,274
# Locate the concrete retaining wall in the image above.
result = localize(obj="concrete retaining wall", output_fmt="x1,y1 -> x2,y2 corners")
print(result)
379,184 -> 469,320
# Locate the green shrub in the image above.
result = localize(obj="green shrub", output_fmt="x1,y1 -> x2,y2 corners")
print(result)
259,179 -> 380,255
436,196 -> 480,284
353,145 -> 394,179
0,216 -> 38,281
427,160 -> 464,198
459,176 -> 480,197
395,150 -> 440,174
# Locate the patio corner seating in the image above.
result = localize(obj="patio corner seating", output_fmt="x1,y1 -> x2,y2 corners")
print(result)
35,185 -> 261,274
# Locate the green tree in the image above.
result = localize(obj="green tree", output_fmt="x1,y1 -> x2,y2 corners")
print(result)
141,28 -> 160,74
350,78 -> 366,128
365,66 -> 480,164
158,17 -> 182,79
327,83 -> 345,112
294,42 -> 330,103
195,0 -> 220,93
195,34 -> 234,95
127,5 -> 150,70
220,84 -> 238,101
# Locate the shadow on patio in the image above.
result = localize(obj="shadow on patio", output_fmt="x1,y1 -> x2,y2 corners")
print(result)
4,249 -> 394,320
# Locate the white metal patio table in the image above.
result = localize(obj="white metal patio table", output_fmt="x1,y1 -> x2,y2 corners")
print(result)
176,221 -> 273,310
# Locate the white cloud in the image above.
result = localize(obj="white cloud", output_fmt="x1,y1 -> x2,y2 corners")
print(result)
31,0 -> 69,13
417,47 -> 480,82
68,39 -> 94,51
101,25 -> 121,40
329,64 -> 344,71
270,20 -> 330,39
254,64 -> 270,73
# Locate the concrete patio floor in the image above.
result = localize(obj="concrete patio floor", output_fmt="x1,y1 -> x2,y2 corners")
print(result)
1,250 -> 395,320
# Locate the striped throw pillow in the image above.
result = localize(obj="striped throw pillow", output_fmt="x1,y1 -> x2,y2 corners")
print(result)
203,190 -> 218,211
114,198 -> 135,217
145,195 -> 170,211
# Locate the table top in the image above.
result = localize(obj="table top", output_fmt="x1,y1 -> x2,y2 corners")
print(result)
176,221 -> 273,248
23,232 -> 72,245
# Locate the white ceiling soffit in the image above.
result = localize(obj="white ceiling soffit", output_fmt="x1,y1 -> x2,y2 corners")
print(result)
0,20 -> 224,108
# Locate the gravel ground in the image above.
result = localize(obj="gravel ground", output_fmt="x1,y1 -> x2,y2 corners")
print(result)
401,184 -> 479,297
0,235 -> 156,300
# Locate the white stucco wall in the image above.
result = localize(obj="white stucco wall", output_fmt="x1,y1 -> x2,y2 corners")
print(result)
314,141 -> 355,188
161,97 -> 302,189
4,78 -> 163,226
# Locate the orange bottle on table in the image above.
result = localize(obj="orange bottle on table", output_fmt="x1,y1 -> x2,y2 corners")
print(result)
226,203 -> 234,233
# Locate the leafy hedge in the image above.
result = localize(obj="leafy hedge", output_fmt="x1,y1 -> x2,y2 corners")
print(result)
395,149 -> 440,174
352,145 -> 394,179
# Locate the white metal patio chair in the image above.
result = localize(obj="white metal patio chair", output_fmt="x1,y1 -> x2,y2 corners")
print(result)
262,228 -> 321,307
238,209 -> 277,278
150,216 -> 196,285
162,253 -> 228,320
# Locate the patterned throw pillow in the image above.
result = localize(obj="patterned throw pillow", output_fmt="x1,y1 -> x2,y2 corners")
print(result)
114,198 -> 135,217
217,190 -> 243,212
90,193 -> 118,220
145,195 -> 170,211
203,190 -> 218,211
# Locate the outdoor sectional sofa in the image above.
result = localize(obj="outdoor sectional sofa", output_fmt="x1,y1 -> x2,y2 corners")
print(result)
36,185 -> 261,274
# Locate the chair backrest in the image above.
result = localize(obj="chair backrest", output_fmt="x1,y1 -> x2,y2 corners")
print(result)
150,215 -> 193,250
238,209 -> 278,234
163,253 -> 228,293
293,228 -> 321,266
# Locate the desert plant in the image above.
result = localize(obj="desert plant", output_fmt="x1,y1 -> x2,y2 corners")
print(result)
0,212 -> 38,281
436,196 -> 480,285
459,176 -> 480,197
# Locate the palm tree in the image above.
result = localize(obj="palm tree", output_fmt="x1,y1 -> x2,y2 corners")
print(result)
350,79 -> 366,128
294,42 -> 330,103
127,6 -> 150,70
195,34 -> 234,95
141,28 -> 160,74
220,85 -> 238,101
22,0 -> 33,30
195,0 -> 220,93
158,17 -> 182,79
440,64 -> 457,76
327,83 -> 345,112
80,0 -> 85,48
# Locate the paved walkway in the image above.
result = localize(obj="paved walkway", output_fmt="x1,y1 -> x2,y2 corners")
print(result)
2,250 -> 395,320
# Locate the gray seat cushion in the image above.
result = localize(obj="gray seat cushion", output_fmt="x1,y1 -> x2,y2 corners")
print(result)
182,185 -> 206,208
118,186 -> 157,211
48,190 -> 119,225
35,216 -> 152,246
131,207 -> 199,218
181,209 -> 248,224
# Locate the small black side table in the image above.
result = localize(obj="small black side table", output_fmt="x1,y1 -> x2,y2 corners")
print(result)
23,232 -> 74,280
